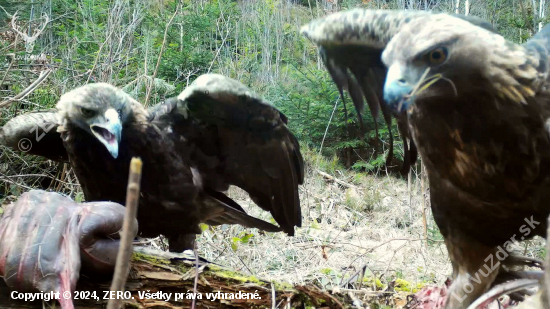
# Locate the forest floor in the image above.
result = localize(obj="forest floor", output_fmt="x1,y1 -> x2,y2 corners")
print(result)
133,146 -> 546,308
132,147 -> 456,308
1,145 -> 546,308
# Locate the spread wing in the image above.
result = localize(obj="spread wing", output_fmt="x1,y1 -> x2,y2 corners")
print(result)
300,9 -> 499,176
152,74 -> 304,235
0,110 -> 68,162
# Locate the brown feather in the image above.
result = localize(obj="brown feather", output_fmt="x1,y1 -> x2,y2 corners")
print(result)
302,9 -> 550,309
0,79 -> 301,253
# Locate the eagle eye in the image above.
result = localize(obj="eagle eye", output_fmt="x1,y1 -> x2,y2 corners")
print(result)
427,47 -> 448,66
79,107 -> 96,118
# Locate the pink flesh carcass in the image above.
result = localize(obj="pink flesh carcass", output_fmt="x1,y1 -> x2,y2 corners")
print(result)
0,190 -> 137,309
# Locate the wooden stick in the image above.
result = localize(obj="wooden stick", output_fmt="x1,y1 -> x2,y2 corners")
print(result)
316,170 -> 358,189
107,157 -> 143,309
407,166 -> 412,221
421,162 -> 428,246
55,163 -> 68,193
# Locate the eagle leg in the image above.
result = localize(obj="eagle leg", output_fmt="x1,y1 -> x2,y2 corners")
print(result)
490,254 -> 544,302
502,254 -> 544,269
444,238 -> 499,309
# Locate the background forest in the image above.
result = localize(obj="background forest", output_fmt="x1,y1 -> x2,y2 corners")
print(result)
0,0 -> 548,307
0,0 -> 548,183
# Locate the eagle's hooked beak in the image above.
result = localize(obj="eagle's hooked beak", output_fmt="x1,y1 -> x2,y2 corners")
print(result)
383,64 -> 414,113
90,108 -> 122,159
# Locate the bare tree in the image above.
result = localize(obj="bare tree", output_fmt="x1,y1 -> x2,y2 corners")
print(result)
539,0 -> 546,31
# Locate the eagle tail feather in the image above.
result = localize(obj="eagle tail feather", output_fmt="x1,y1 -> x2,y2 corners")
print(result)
201,193 -> 282,233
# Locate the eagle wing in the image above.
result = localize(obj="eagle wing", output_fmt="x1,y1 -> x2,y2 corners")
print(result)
151,74 -> 304,235
300,9 -> 499,175
0,94 -> 176,162
0,110 -> 68,162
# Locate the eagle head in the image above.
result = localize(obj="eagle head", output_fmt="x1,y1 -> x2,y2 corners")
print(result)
56,83 -> 136,159
380,15 -> 505,113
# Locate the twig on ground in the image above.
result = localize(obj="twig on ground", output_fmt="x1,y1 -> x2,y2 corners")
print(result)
340,264 -> 368,289
55,163 -> 68,192
421,162 -> 428,246
192,242 -> 199,309
107,157 -> 142,309
383,242 -> 408,280
271,282 -> 276,309
317,170 -> 358,189
295,285 -> 345,308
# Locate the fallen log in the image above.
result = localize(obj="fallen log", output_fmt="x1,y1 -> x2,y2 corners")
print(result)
0,247 -> 349,308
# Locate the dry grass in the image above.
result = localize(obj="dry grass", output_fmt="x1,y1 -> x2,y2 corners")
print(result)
2,142 -> 546,304
173,147 -> 455,295
191,147 -> 546,298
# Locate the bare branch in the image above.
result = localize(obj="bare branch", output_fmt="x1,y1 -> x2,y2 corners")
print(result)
0,69 -> 53,109
86,31 -> 114,84
144,3 -> 179,106
317,170 -> 358,189
107,158 -> 142,309
0,5 -> 13,18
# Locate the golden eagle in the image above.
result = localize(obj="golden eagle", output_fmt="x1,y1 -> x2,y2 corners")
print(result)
0,74 -> 304,252
302,9 -> 550,308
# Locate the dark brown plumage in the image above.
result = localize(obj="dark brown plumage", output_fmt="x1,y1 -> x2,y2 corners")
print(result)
0,74 -> 304,252
302,9 -> 550,308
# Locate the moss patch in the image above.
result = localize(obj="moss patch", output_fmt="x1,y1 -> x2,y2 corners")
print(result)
272,280 -> 294,290
394,278 -> 425,293
362,276 -> 385,289
132,252 -> 171,266
206,265 -> 262,284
